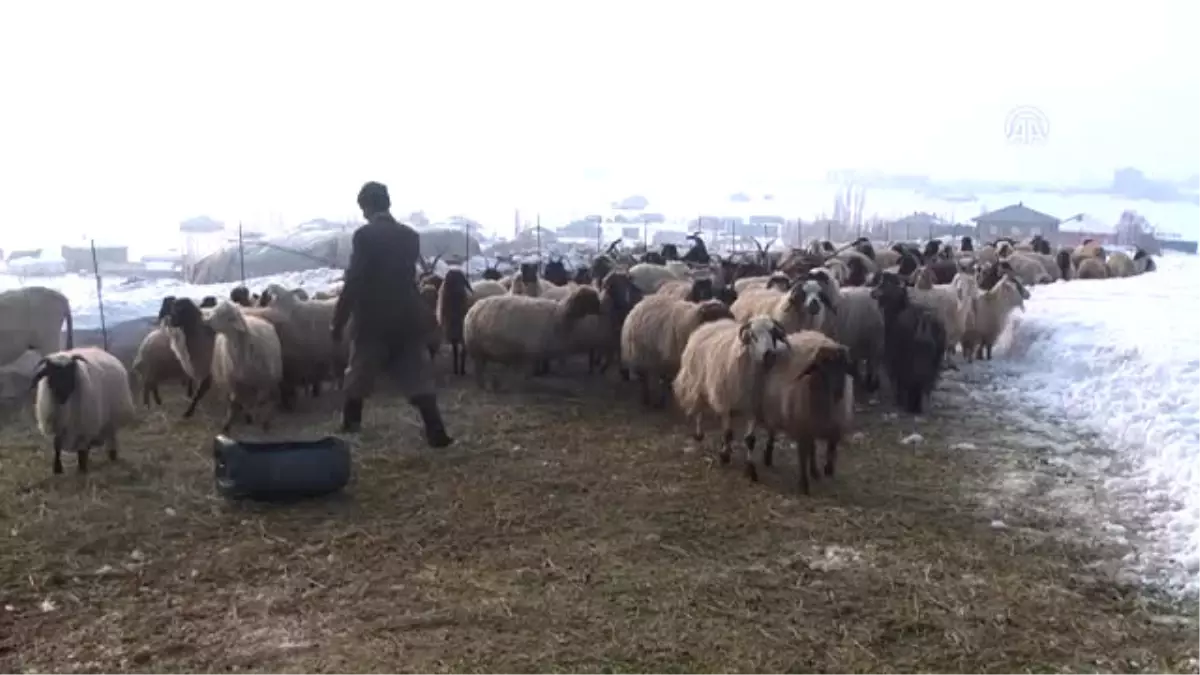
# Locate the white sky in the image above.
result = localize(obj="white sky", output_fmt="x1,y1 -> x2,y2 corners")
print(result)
1,0 -> 1197,239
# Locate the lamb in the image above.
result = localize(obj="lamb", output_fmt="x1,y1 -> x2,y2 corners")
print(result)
871,272 -> 947,414
657,278 -> 716,302
628,262 -> 687,295
971,273 -> 1028,361
1106,251 -> 1135,278
462,285 -> 602,388
1076,257 -> 1109,280
620,295 -> 734,407
672,315 -> 790,466
0,286 -> 74,367
31,347 -> 136,475
437,268 -> 473,375
753,330 -> 856,494
131,325 -> 194,406
205,300 -> 284,433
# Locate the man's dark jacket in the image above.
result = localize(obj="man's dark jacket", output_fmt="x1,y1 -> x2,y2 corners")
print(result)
333,212 -> 425,341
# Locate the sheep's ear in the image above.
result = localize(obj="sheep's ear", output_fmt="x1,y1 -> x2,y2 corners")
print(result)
769,320 -> 788,343
738,322 -> 754,344
29,359 -> 50,390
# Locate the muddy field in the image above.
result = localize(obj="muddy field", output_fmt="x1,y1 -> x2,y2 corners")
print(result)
0,362 -> 1196,673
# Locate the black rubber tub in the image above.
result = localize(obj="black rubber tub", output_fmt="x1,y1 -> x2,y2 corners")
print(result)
213,434 -> 352,501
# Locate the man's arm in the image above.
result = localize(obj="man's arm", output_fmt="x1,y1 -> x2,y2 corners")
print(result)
332,227 -> 370,335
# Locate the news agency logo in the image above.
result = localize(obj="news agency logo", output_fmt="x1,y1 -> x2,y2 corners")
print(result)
1005,106 -> 1049,145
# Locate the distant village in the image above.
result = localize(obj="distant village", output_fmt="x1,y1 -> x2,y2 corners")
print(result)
1,198 -> 1191,283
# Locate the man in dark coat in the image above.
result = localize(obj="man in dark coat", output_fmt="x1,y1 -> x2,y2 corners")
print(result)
331,181 -> 452,446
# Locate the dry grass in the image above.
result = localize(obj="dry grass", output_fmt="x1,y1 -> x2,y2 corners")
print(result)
0,362 -> 1196,674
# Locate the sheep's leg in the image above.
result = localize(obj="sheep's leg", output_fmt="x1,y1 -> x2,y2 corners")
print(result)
222,399 -> 243,434
185,379 -> 195,397
808,444 -> 821,481
637,370 -> 652,407
985,344 -> 994,360
906,386 -> 924,415
77,448 -> 89,474
473,357 -> 488,390
151,385 -> 163,407
691,415 -> 704,441
796,437 -> 815,495
762,432 -> 775,467
618,366 -> 630,382
655,375 -> 670,409
311,380 -> 322,398
105,425 -> 119,462
183,377 -> 212,418
743,420 -> 757,455
52,433 -> 64,475
279,381 -> 297,411
718,420 -> 734,465
141,384 -> 151,407
824,438 -> 839,477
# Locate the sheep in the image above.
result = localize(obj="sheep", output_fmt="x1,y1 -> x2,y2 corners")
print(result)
163,297 -> 218,418
462,285 -> 602,388
950,270 -> 981,361
31,347 -> 136,475
566,271 -> 643,375
419,282 -> 444,360
971,273 -> 1028,361
998,252 -> 1052,285
437,268 -> 473,375
509,262 -> 551,297
1106,251 -> 1135,278
131,325 -> 194,406
733,269 -> 839,336
871,271 -> 947,414
470,279 -> 507,301
1076,257 -> 1109,280
0,286 -> 74,367
829,287 -> 885,392
620,295 -> 734,408
1072,241 -> 1107,266
199,296 -> 219,308
628,262 -> 687,295
657,278 -> 717,302
907,271 -> 970,361
672,315 -> 791,466
1055,250 -> 1073,280
1133,248 -> 1157,274
733,273 -> 790,294
229,286 -> 254,307
260,283 -> 350,398
752,330 -> 855,493
205,300 -> 284,433
0,348 -> 44,400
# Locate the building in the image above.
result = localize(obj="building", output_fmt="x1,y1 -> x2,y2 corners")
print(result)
971,203 -> 1061,242
1057,213 -> 1116,246
60,245 -> 129,273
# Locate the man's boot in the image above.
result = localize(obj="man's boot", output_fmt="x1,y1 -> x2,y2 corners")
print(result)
410,394 -> 453,448
341,398 -> 364,433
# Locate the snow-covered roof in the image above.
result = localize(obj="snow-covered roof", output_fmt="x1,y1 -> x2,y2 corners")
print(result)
1059,213 -> 1116,234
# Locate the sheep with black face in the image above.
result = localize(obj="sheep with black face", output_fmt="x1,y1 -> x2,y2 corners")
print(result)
871,271 -> 947,415
32,347 -> 136,475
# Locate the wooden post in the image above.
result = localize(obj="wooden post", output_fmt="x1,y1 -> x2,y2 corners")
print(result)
90,239 -> 109,351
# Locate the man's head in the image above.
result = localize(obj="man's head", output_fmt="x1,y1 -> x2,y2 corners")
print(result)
357,181 -> 391,217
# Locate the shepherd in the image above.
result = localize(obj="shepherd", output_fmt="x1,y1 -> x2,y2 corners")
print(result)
331,181 -> 453,447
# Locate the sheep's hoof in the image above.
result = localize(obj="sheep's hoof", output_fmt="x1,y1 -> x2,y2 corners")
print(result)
743,462 -> 759,482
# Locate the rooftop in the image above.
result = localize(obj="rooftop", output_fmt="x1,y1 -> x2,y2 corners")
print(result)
972,202 -> 1060,226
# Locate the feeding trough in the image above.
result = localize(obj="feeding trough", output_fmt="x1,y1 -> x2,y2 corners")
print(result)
213,434 -> 352,501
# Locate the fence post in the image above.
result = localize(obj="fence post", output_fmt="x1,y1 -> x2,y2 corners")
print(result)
238,221 -> 246,284
90,239 -> 109,351
464,219 -> 470,269
535,214 -> 542,269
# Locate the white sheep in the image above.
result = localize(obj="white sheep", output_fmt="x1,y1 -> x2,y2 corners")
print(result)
628,262 -> 687,295
672,315 -> 790,466
260,283 -> 348,397
733,273 -> 791,294
971,274 -> 1027,360
753,330 -> 855,494
829,287 -> 885,391
1106,251 -> 1135,278
32,347 -> 136,475
950,270 -> 981,361
907,277 -> 970,361
206,300 -> 285,433
620,295 -> 735,407
462,285 -> 602,388
131,325 -> 193,407
470,280 -> 508,301
0,286 -> 74,367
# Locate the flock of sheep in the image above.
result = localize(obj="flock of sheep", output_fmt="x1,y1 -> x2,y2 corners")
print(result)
1,232 -> 1155,494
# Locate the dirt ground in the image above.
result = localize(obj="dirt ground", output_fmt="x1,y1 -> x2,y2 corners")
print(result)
0,359 -> 1196,673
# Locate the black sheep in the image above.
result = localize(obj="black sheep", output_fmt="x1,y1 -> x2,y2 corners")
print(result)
871,272 -> 947,415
